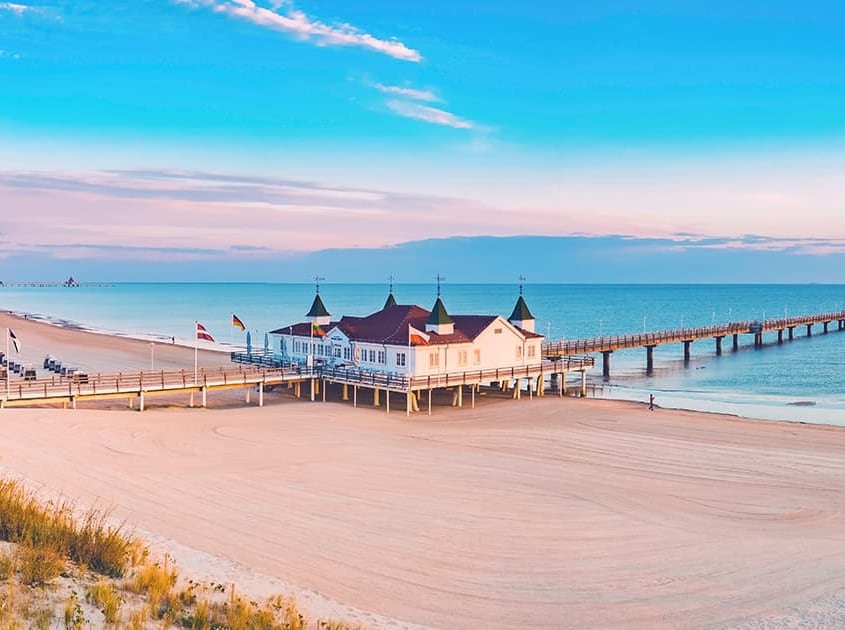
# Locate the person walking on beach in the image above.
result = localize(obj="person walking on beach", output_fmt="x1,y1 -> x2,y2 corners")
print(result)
649,394 -> 655,411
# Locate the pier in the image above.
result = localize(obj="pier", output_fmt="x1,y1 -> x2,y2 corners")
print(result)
543,310 -> 845,378
0,281 -> 114,288
2,356 -> 595,414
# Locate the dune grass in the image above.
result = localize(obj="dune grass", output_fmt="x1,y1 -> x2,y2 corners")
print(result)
0,476 -> 366,629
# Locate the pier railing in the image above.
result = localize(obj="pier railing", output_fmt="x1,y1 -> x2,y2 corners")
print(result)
543,310 -> 845,356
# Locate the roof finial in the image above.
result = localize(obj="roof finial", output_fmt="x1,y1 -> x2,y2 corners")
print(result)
388,274 -> 395,294
519,274 -> 526,296
314,274 -> 325,294
435,273 -> 446,297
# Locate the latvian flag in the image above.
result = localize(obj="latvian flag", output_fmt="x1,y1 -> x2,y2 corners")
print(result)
232,313 -> 246,331
196,322 -> 215,343
8,328 -> 20,353
408,324 -> 430,345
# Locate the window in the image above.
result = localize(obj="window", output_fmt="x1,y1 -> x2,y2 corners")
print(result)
428,351 -> 439,368
494,327 -> 502,334
334,346 -> 342,358
378,351 -> 386,364
515,345 -> 522,359
473,349 -> 481,365
527,345 -> 536,358
458,350 -> 468,366
396,352 -> 406,367
344,347 -> 351,360
369,349 -> 376,363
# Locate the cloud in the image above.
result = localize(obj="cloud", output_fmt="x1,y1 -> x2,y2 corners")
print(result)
0,2 -> 28,14
373,83 -> 439,102
178,0 -> 421,62
385,100 -> 474,129
0,50 -> 21,60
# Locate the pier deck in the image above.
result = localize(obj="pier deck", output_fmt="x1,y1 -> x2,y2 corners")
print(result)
543,310 -> 845,376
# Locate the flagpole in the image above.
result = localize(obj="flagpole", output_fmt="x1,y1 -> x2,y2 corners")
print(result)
194,321 -> 198,385
230,313 -> 233,348
5,328 -> 9,402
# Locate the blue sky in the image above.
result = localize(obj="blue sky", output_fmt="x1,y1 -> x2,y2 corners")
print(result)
1,1 -> 845,280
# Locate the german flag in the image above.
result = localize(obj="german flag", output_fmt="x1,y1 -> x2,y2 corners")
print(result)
232,313 -> 246,331
311,322 -> 327,337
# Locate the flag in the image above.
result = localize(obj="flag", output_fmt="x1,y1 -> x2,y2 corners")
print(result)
311,322 -> 327,337
196,322 -> 215,342
8,328 -> 20,353
408,324 -> 430,345
232,314 -> 246,331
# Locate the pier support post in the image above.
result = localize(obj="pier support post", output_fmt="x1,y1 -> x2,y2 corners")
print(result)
322,381 -> 326,402
139,390 -> 145,412
189,391 -> 194,407
714,336 -> 723,356
353,385 -> 357,408
754,333 -> 763,348
428,389 -> 432,416
824,321 -> 829,333
580,370 -> 587,397
732,334 -> 739,351
683,340 -> 691,363
386,390 -> 390,414
128,396 -> 134,409
789,326 -> 795,340
310,379 -> 315,402
245,386 -> 251,404
806,324 -> 812,336
406,391 -> 411,416
778,329 -> 783,344
373,387 -> 380,407
342,383 -> 349,401
602,351 -> 612,379
646,346 -> 655,375
259,382 -> 264,407
528,379 -> 533,400
471,385 -> 475,408
202,387 -> 207,408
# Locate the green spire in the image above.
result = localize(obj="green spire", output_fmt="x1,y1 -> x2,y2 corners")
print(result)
383,292 -> 397,309
307,293 -> 330,318
509,295 -> 534,322
427,296 -> 453,326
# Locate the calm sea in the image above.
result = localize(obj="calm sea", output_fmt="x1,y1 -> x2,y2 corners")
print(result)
2,283 -> 844,426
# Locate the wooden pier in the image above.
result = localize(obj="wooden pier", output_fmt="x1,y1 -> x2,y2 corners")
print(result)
2,356 -> 595,414
543,310 -> 845,378
0,364 -> 312,410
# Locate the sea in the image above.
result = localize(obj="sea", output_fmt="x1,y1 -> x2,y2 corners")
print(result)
2,282 -> 844,426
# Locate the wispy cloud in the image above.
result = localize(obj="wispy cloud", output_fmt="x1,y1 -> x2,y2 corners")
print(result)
373,83 -> 439,103
178,0 -> 421,62
0,2 -> 30,15
385,99 -> 474,129
0,50 -> 21,60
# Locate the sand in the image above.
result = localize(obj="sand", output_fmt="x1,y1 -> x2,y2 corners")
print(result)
1,312 -> 845,628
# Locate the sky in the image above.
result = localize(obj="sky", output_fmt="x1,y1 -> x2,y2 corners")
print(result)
1,1 -> 845,281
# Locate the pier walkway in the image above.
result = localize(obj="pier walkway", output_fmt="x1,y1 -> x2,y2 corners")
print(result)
543,310 -> 845,377
2,355 -> 596,415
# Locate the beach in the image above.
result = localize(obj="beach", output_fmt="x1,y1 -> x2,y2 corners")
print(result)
2,312 -> 845,628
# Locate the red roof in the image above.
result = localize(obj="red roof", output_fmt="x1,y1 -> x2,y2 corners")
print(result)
271,305 -> 516,345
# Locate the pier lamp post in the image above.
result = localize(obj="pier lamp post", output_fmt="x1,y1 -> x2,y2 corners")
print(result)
150,343 -> 155,371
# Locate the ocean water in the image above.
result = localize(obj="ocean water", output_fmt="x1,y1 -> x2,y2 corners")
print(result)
2,282 -> 844,425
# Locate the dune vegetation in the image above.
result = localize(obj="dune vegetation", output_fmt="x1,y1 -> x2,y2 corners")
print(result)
0,477 -> 362,629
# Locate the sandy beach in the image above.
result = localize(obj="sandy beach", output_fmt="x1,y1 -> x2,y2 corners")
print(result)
1,312 -> 845,628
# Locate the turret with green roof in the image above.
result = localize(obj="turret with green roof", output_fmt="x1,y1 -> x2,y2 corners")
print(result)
509,276 -> 536,333
425,275 -> 455,335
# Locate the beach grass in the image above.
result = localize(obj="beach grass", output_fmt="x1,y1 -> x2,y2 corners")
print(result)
0,475 -> 365,629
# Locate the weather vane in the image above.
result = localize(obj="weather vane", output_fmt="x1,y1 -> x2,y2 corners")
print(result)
388,274 -> 395,293
519,274 -> 526,296
314,274 -> 325,294
435,273 -> 446,297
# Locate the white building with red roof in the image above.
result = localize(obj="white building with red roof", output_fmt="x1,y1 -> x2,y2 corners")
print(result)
270,286 -> 544,379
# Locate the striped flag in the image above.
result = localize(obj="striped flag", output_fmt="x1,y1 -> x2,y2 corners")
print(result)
196,322 -> 215,342
232,313 -> 246,331
408,324 -> 430,345
8,328 -> 20,353
311,321 -> 327,337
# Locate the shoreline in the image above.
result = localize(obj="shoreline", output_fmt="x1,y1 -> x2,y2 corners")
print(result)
6,306 -> 843,427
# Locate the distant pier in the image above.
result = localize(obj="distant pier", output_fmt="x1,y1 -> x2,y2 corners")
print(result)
0,281 -> 114,288
543,310 -> 845,378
